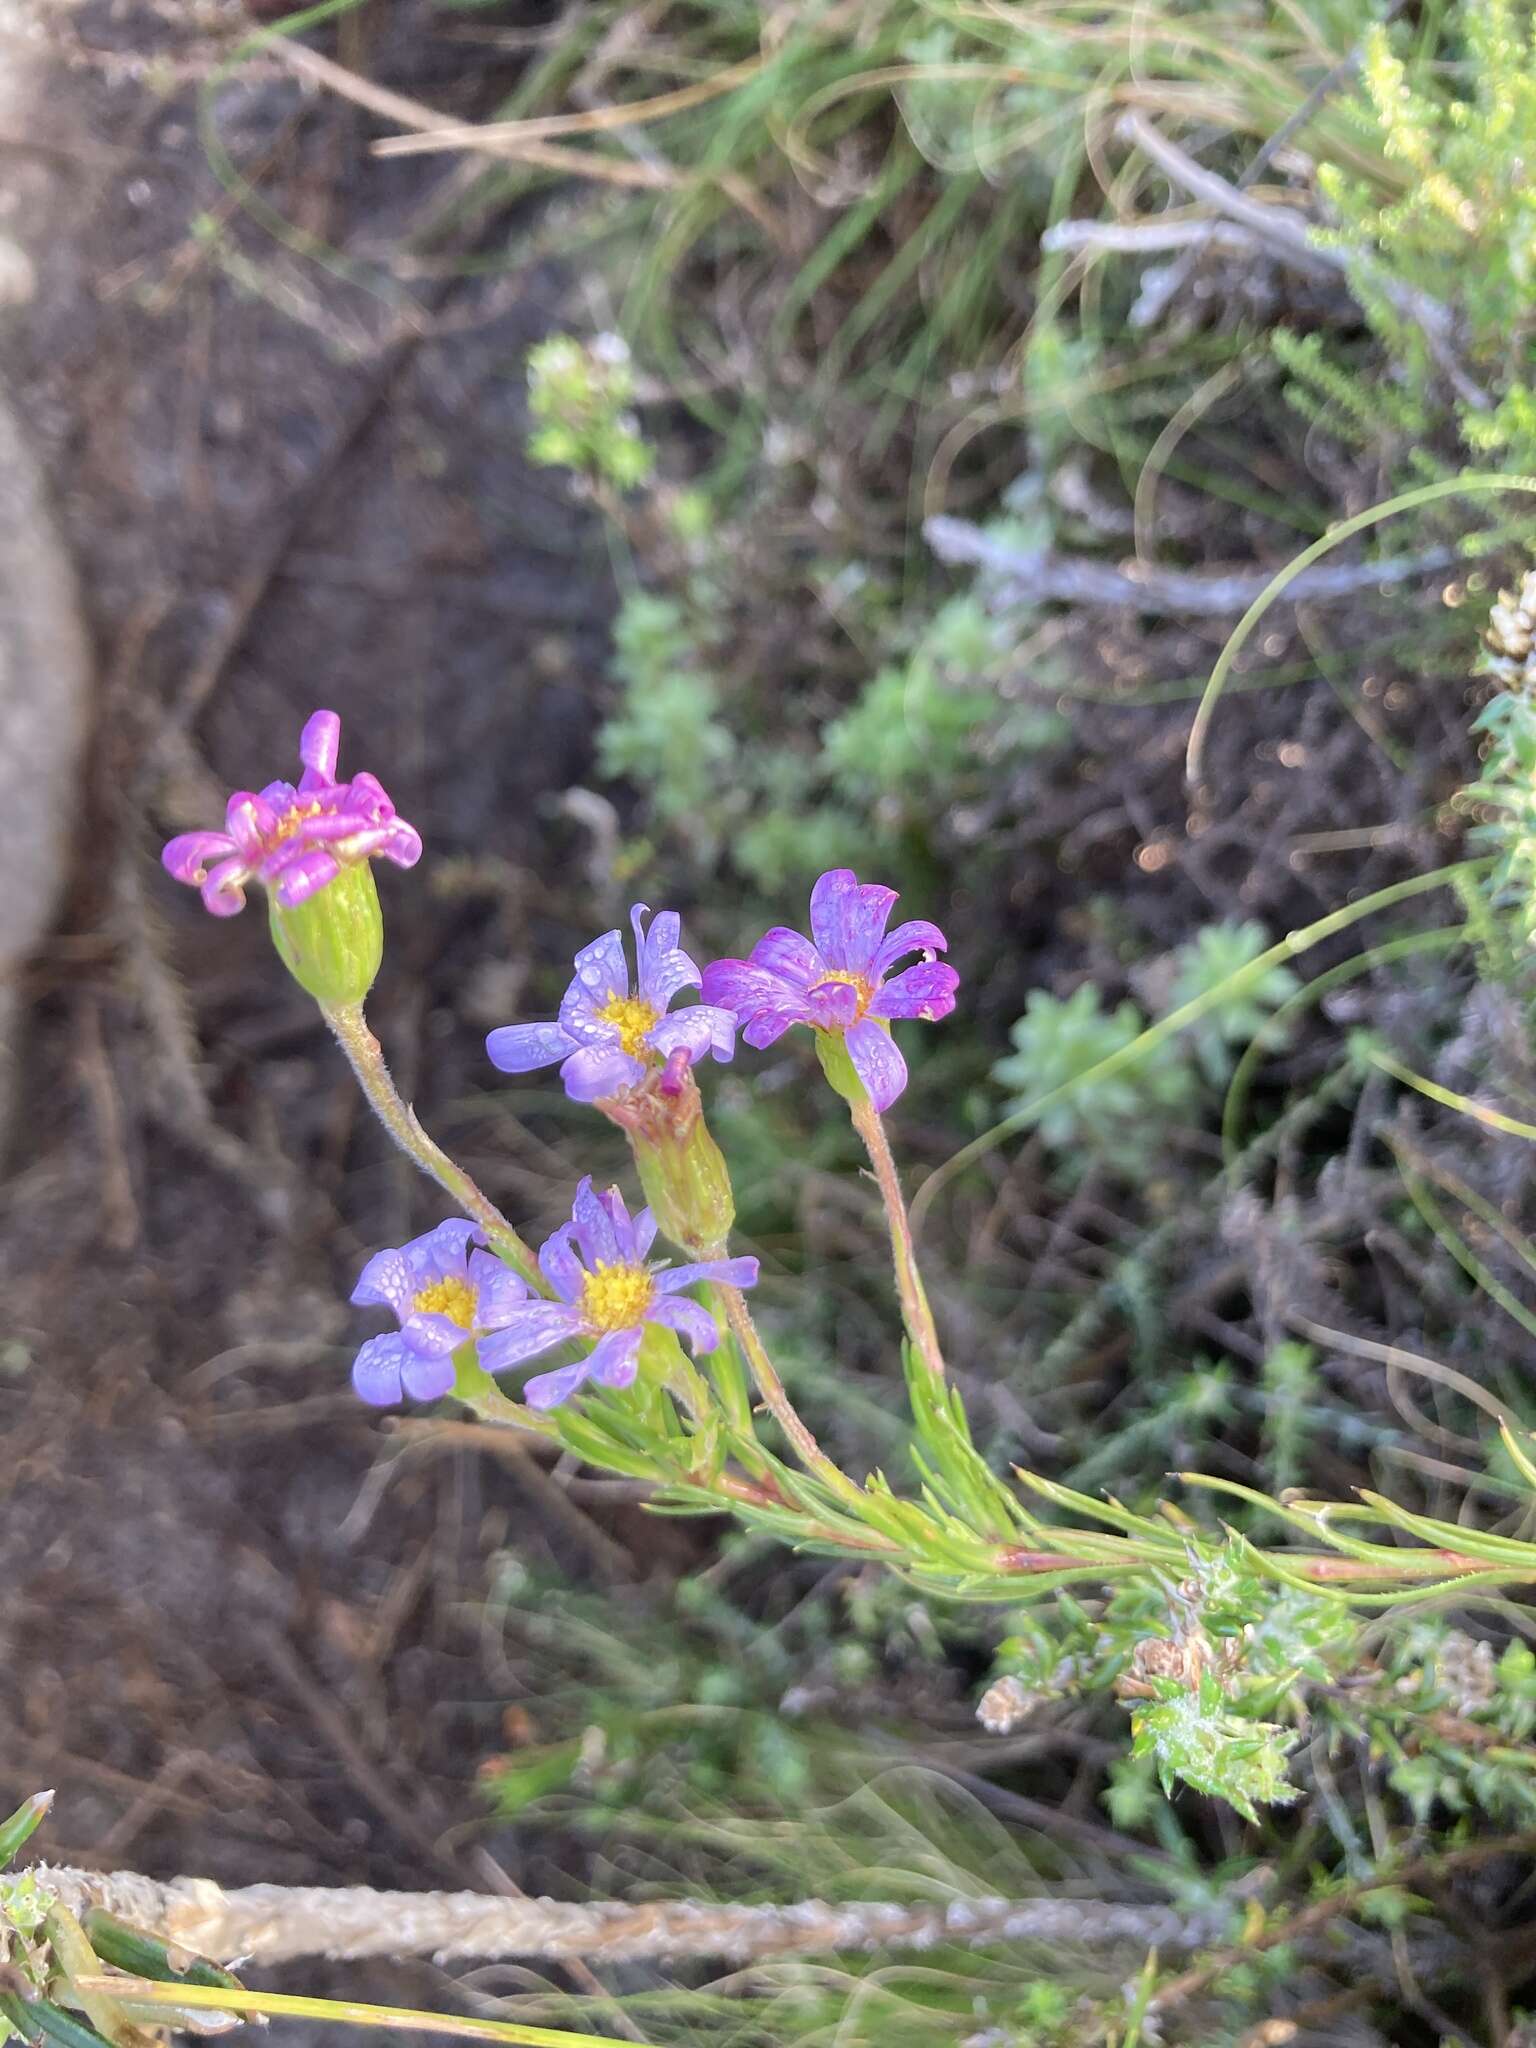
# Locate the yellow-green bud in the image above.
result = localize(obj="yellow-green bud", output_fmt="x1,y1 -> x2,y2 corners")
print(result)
268,860 -> 383,1006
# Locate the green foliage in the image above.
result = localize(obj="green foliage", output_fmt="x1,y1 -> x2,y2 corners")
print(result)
0,1795 -> 248,2048
993,916 -> 1303,1171
1327,5 -> 1536,361
821,598 -> 1065,805
992,986 -> 1194,1163
1257,1342 -> 1317,1494
1283,0 -> 1536,474
1129,1677 -> 1302,1824
597,594 -> 736,834
1166,921 -> 1300,1086
1466,572 -> 1536,925
526,333 -> 654,490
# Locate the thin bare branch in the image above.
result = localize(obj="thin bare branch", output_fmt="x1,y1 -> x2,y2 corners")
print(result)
924,515 -> 1454,617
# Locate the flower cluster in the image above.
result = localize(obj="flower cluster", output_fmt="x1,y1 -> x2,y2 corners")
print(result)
350,1184 -> 755,1413
158,736 -> 960,1417
162,710 -> 420,917
345,866 -> 958,1407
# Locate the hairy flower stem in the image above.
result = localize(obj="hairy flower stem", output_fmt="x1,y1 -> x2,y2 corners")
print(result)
850,1098 -> 946,1380
321,1001 -> 539,1286
718,1287 -> 864,1505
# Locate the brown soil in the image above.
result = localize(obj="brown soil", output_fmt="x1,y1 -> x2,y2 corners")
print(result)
0,0 -> 676,1957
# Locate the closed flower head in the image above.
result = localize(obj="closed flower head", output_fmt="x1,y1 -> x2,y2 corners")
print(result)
701,868 -> 958,1110
162,708 -> 421,918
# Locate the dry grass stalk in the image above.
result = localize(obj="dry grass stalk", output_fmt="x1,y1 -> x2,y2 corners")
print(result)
35,1869 -> 1201,1966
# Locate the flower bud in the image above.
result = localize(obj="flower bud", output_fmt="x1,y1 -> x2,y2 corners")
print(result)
598,1066 -> 735,1257
268,858 -> 383,1006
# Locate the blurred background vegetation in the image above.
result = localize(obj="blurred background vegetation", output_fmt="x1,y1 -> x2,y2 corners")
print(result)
8,0 -> 1536,2043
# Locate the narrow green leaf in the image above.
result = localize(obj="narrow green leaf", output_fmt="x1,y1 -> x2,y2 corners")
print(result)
0,1794 -> 53,1871
78,1913 -> 244,1993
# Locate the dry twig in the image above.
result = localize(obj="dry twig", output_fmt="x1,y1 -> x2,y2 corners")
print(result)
33,1868 -> 1203,1966
924,515 -> 1454,617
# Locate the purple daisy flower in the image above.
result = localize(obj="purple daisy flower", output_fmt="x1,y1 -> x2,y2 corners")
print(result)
486,904 -> 736,1103
349,1218 -> 529,1406
478,1177 -> 758,1410
162,708 -> 422,917
700,868 -> 958,1112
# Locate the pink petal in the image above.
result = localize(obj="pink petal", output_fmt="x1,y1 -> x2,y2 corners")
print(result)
162,830 -> 237,885
873,919 -> 949,978
869,961 -> 959,1022
299,709 -> 342,786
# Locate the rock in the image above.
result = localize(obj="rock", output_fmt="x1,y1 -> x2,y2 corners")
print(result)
0,391 -> 92,1135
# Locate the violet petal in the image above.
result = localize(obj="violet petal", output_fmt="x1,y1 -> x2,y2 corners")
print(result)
647,1294 -> 718,1354
657,1255 -> 759,1293
399,1349 -> 458,1402
748,927 -> 824,991
477,1301 -> 586,1373
845,1016 -> 908,1111
560,1044 -> 645,1102
271,847 -> 341,907
413,1218 -> 480,1270
872,918 -> 948,978
699,958 -> 800,1020
350,1247 -> 415,1313
538,1224 -> 586,1306
569,927 -> 629,1007
522,1358 -> 592,1411
569,1176 -> 624,1267
587,1326 -> 642,1388
648,1006 -> 735,1066
400,1310 -> 467,1359
868,960 -> 960,1022
486,1020 -> 576,1074
224,792 -> 282,859
809,869 -> 897,973
376,819 -> 423,870
200,856 -> 251,916
632,905 -> 701,1009
162,830 -> 238,885
806,978 -> 860,1030
299,708 -> 342,785
352,1333 -> 407,1406
469,1252 -> 529,1329
741,1002 -> 808,1050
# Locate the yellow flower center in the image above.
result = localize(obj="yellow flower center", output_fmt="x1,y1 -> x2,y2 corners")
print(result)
814,968 -> 876,1019
270,798 -> 326,846
596,992 -> 660,1059
580,1261 -> 656,1333
411,1275 -> 478,1329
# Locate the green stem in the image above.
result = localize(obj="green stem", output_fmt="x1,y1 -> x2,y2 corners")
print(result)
320,1001 -> 538,1285
717,1286 -> 865,1504
1186,471 -> 1536,785
912,858 -> 1492,1235
849,1096 -> 946,1379
73,1978 -> 636,2048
